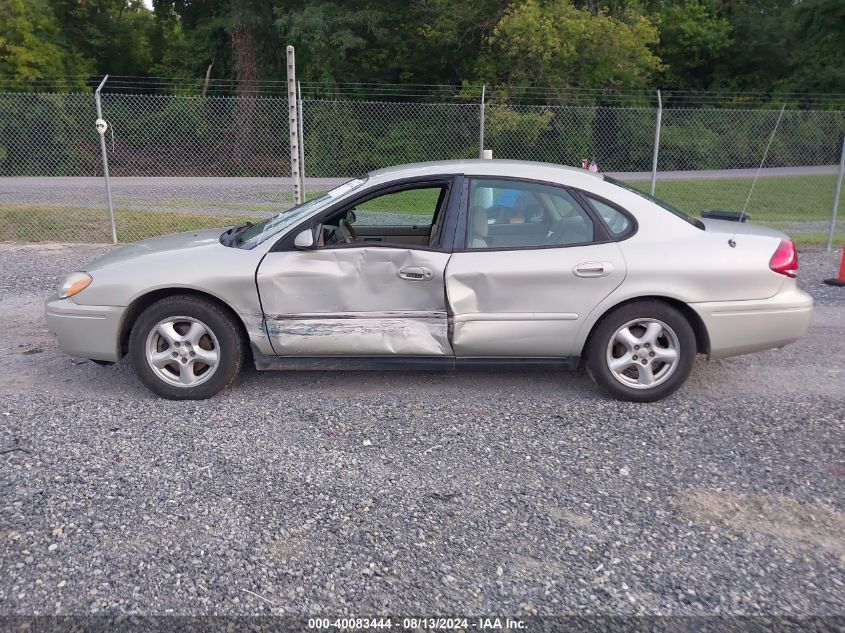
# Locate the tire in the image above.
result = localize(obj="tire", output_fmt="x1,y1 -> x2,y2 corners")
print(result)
585,300 -> 696,403
129,295 -> 245,400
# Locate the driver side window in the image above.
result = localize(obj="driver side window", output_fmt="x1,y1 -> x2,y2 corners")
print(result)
354,188 -> 441,226
320,184 -> 448,249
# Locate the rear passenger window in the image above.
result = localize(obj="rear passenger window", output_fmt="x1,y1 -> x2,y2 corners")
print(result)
467,179 -> 594,249
586,196 -> 632,237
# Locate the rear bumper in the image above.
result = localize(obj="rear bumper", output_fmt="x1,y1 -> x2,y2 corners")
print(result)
44,297 -> 125,362
690,286 -> 813,360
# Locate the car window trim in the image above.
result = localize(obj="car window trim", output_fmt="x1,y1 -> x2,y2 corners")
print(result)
456,175 -> 614,253
570,188 -> 639,242
270,175 -> 461,253
604,175 -> 703,230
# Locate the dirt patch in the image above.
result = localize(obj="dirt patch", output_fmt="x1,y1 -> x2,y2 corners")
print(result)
676,488 -> 845,557
550,507 -> 595,531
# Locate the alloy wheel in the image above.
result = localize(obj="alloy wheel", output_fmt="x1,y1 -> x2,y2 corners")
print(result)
605,318 -> 680,389
145,316 -> 220,387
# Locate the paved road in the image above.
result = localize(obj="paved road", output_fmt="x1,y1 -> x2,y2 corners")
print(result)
0,177 -> 342,217
0,244 -> 843,617
609,165 -> 841,181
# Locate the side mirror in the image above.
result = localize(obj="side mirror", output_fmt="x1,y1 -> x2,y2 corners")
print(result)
347,210 -> 357,224
294,228 -> 315,249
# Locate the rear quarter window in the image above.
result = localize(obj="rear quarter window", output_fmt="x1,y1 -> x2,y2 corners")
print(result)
584,195 -> 635,239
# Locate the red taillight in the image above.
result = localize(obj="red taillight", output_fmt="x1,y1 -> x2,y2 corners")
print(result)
769,239 -> 798,278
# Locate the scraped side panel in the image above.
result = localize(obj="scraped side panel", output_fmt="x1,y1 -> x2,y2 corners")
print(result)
265,312 -> 449,355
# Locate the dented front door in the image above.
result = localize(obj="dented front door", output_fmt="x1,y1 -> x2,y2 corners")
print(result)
256,247 -> 453,356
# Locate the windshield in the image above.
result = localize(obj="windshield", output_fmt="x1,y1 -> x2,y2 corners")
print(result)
231,177 -> 368,249
604,176 -> 704,230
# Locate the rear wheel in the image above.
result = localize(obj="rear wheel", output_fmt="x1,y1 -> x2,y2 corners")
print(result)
129,295 -> 245,400
585,301 -> 696,402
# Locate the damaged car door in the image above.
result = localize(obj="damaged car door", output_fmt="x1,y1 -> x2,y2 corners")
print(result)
256,179 -> 459,356
445,177 -> 627,357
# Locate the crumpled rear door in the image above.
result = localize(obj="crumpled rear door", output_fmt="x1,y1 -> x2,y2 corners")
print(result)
445,242 -> 627,357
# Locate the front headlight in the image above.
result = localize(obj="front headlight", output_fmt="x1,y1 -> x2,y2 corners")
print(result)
58,272 -> 92,299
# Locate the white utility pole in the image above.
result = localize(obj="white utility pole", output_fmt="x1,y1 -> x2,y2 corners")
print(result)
286,46 -> 302,205
827,135 -> 845,251
649,90 -> 662,197
479,84 -> 486,159
94,75 -> 117,243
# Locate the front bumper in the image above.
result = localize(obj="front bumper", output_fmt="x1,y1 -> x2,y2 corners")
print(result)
45,297 -> 125,362
690,285 -> 813,360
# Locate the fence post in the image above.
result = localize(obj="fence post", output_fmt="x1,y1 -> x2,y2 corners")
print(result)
286,45 -> 302,205
649,89 -> 662,196
827,135 -> 845,252
479,84 -> 486,159
94,75 -> 117,244
297,80 -> 306,200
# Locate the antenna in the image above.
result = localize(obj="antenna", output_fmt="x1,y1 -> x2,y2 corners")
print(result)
730,104 -> 786,245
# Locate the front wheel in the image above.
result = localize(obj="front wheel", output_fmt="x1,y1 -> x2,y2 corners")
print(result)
585,301 -> 696,402
129,295 -> 245,400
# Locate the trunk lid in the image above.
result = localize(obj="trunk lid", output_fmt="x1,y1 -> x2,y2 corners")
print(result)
699,218 -> 788,240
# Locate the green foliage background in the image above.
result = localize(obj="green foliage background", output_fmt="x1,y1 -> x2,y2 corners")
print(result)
1,0 -> 843,97
0,0 -> 843,179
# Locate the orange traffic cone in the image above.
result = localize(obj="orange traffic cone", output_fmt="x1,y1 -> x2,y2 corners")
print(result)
824,247 -> 845,287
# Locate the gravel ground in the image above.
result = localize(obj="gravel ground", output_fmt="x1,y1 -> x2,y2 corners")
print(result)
0,243 -> 843,618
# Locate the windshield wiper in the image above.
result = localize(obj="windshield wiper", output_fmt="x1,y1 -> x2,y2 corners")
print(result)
221,222 -> 253,247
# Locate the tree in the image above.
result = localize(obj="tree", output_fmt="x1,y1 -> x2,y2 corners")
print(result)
153,0 -> 279,88
413,0 -> 510,83
480,0 -> 663,95
708,0 -> 844,98
777,0 -> 845,95
275,1 -> 419,84
0,0 -> 91,89
0,0 -> 841,103
656,1 -> 731,90
50,0 -> 157,78
709,0 -> 793,93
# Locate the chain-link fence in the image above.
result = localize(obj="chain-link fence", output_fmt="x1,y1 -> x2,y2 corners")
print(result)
1,90 -> 843,245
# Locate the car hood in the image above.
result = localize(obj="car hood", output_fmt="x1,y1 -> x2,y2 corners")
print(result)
85,228 -> 227,271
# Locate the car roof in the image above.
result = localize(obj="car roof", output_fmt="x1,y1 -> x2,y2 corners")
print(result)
367,159 -> 604,187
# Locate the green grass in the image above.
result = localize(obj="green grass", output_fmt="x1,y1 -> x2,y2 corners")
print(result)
120,198 -> 288,214
303,187 -> 438,216
2,173 -> 842,245
790,232 -> 843,247
0,205 -> 258,243
355,188 -> 440,214
630,174 -> 839,222
313,174 -> 841,223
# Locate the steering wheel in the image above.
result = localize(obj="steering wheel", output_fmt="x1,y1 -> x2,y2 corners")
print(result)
338,217 -> 358,244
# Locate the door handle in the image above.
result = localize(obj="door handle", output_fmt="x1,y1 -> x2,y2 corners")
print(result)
398,266 -> 434,281
573,261 -> 613,278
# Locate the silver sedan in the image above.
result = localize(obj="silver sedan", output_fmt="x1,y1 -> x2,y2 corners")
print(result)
45,160 -> 813,402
